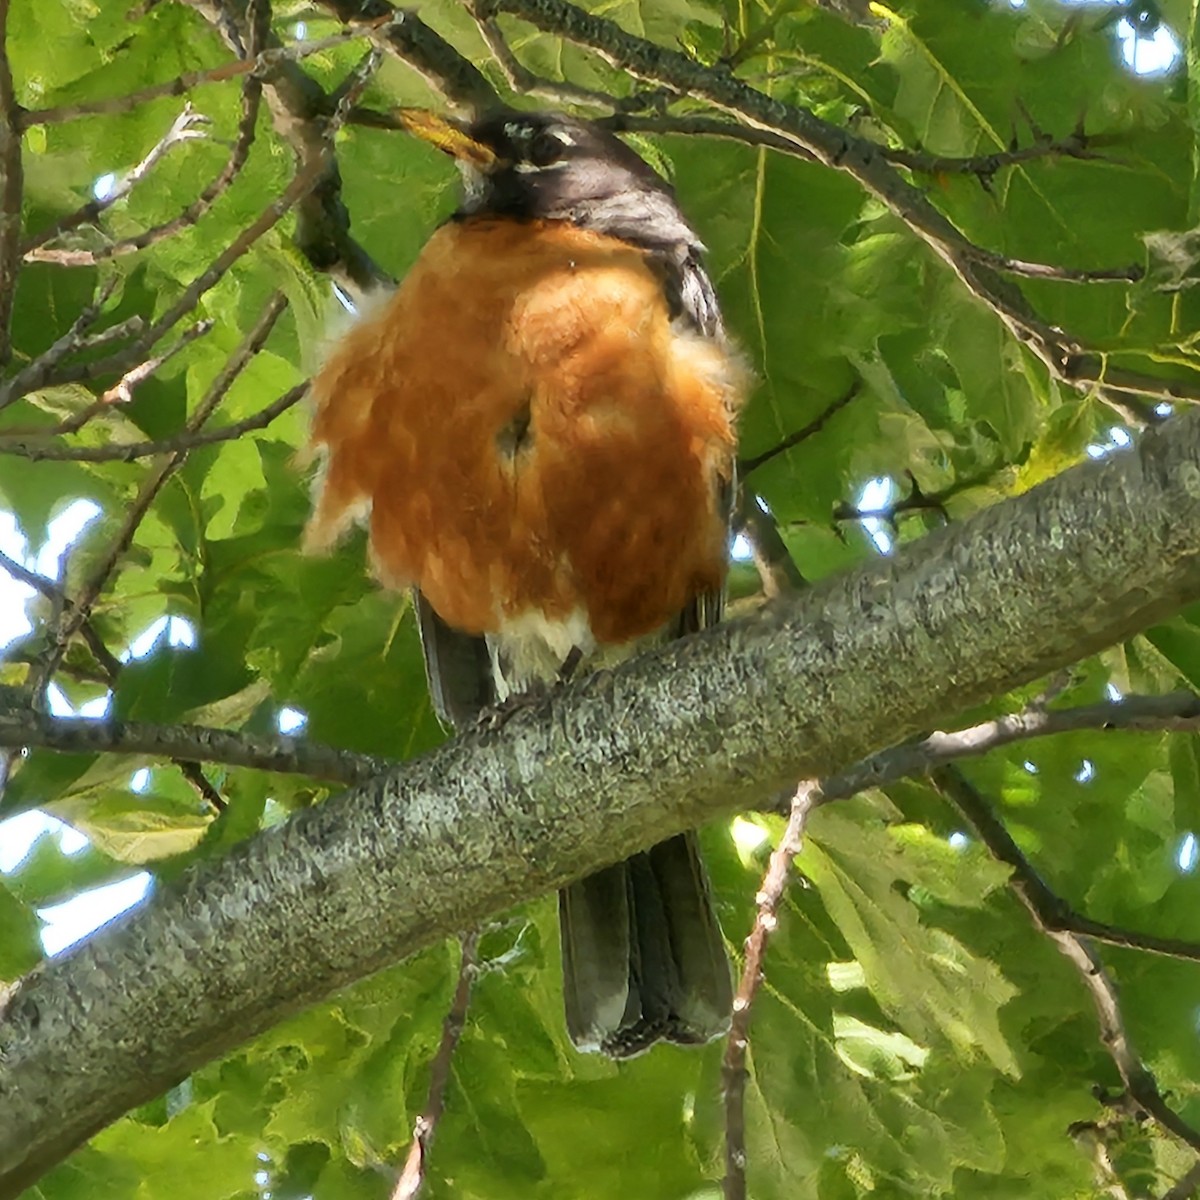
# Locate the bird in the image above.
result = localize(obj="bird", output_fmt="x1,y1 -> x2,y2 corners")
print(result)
304,107 -> 746,1058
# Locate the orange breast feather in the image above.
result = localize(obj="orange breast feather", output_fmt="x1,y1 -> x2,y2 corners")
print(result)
305,218 -> 744,644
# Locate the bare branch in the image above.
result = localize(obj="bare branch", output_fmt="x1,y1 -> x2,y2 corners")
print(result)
934,768 -> 1200,1156
994,257 -> 1143,284
732,490 -> 806,598
481,0 -> 1191,405
0,0 -> 22,366
18,26 -> 378,128
21,105 -> 212,259
880,127 -> 1117,181
0,551 -> 122,683
723,781 -> 821,1200
0,278 -> 129,411
740,382 -> 860,475
819,692 -> 1200,805
0,381 -> 306,462
99,319 -> 214,406
26,294 -> 293,695
0,702 -> 392,785
0,153 -> 321,411
392,932 -> 480,1200
316,0 -> 498,111
831,467 -> 1005,527
175,759 -> 226,813
464,0 -> 621,110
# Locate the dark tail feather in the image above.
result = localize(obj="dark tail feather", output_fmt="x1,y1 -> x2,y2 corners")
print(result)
559,831 -> 731,1058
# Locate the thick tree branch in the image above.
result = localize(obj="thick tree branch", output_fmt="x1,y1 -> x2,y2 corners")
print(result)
4,409 -> 1200,1194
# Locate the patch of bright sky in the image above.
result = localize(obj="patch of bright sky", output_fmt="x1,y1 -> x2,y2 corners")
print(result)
0,500 -> 163,954
91,172 -> 118,202
1178,832 -> 1198,874
39,874 -> 154,956
948,831 -> 970,850
0,501 -> 102,656
1006,0 -> 1181,75
1105,682 -> 1123,701
122,614 -> 196,662
857,477 -> 895,555
1086,426 -> 1133,460
278,707 -> 307,734
1117,15 -> 1181,75
1074,758 -> 1095,783
730,815 -> 770,854
0,502 -> 312,955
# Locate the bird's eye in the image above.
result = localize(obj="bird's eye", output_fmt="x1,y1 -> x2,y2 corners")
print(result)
526,128 -> 570,168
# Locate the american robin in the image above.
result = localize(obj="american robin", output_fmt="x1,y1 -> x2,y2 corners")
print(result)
305,108 -> 746,1057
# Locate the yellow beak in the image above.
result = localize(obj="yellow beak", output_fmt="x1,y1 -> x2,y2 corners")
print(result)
396,109 -> 498,170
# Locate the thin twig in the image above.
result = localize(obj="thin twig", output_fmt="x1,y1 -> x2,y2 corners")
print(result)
817,693 -> 1200,807
175,759 -> 226,813
328,47 -> 384,130
0,154 -> 323,411
740,382 -> 860,475
26,294 -> 294,695
0,549 -> 122,682
21,105 -> 211,259
733,489 -> 806,597
608,113 -> 1124,193
934,768 -> 1200,1156
831,466 -> 1004,527
465,0 -> 621,109
0,703 -> 393,784
0,277 -> 126,411
19,26 -> 381,128
723,780 -> 821,1200
25,17 -> 265,265
1,318 -> 214,441
100,319 -> 215,405
0,381 -> 307,461
0,0 -> 22,366
392,931 -> 481,1200
317,0 -> 498,110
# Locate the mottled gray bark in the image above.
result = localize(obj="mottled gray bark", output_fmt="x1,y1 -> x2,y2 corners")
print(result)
3,410 -> 1200,1196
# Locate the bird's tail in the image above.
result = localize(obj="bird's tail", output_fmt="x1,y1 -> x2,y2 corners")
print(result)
559,831 -> 732,1058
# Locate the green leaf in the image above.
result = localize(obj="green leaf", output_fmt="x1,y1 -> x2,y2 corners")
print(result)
0,879 -> 42,979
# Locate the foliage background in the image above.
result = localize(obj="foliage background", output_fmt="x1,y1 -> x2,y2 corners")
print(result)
3,0 -> 1200,1196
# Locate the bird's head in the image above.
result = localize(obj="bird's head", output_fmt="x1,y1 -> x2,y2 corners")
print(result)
397,108 -> 701,254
